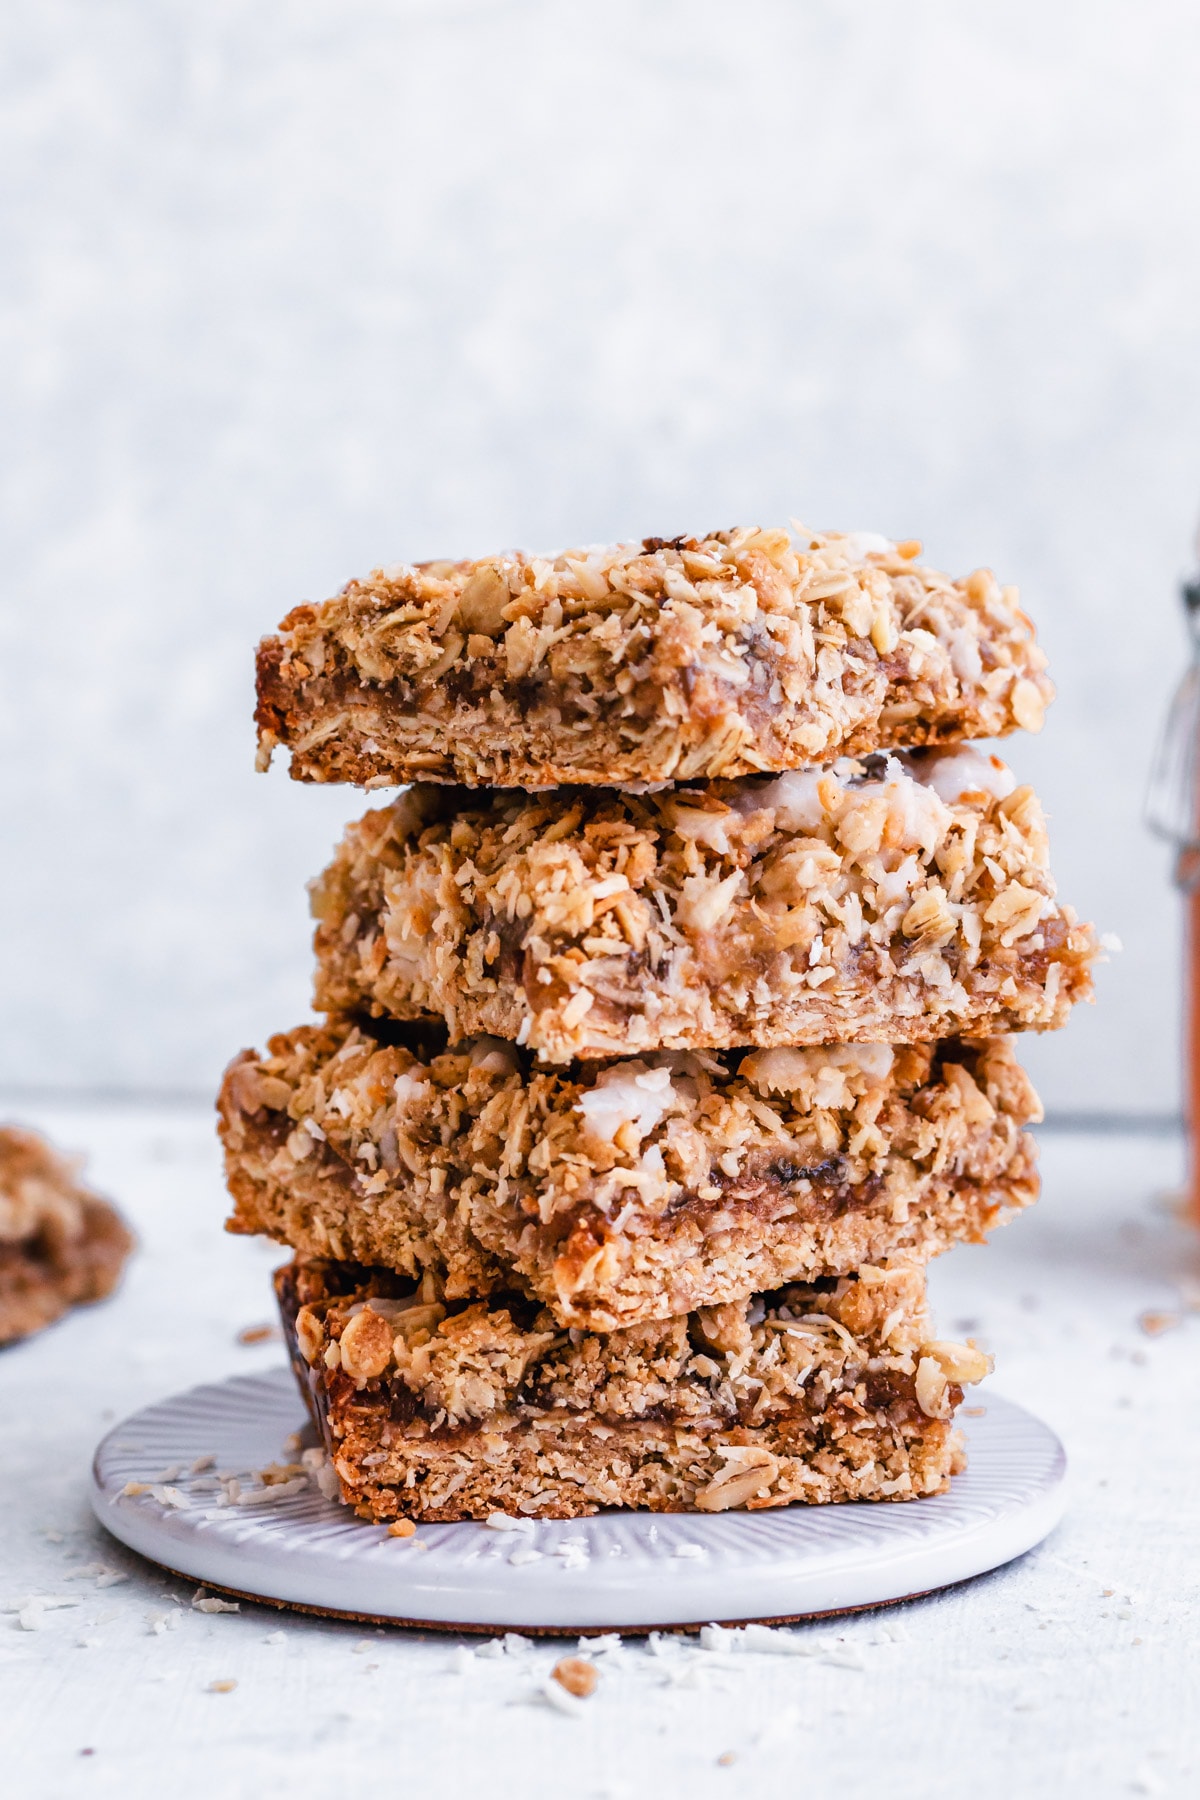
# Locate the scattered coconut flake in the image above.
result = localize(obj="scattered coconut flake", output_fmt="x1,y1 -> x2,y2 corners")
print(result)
192,1591 -> 240,1614
693,1621 -> 827,1658
234,1477 -> 309,1506
150,1485 -> 191,1511
5,1594 -> 78,1618
65,1562 -> 116,1583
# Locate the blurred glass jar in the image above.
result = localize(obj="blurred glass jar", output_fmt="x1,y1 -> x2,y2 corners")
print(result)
1145,543 -> 1200,1220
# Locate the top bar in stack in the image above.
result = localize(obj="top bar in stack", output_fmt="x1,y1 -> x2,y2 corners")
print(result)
255,527 -> 1052,789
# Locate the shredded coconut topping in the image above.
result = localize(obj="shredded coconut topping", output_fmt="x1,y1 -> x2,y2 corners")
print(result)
575,1063 -> 675,1143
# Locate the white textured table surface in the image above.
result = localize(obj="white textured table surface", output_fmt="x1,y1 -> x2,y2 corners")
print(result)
2,1105 -> 1198,1799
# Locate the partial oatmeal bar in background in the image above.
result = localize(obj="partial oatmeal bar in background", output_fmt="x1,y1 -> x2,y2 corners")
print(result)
222,1021 -> 1040,1331
255,527 -> 1053,790
277,1255 -> 987,1520
0,1125 -> 134,1346
312,747 -> 1097,1064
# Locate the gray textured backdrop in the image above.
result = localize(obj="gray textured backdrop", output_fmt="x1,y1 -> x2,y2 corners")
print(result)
2,0 -> 1198,1114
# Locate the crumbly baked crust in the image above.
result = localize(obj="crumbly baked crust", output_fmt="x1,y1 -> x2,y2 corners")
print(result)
255,527 -> 1053,789
222,1020 -> 1040,1331
277,1256 -> 985,1520
312,748 -> 1096,1063
0,1125 -> 134,1346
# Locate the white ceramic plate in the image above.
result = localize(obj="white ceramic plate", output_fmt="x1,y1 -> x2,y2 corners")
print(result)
91,1368 -> 1065,1633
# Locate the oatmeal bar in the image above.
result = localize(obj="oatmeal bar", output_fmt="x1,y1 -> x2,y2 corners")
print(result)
222,1020 -> 1039,1331
0,1125 -> 134,1346
312,746 -> 1097,1063
255,527 -> 1053,789
277,1256 -> 986,1520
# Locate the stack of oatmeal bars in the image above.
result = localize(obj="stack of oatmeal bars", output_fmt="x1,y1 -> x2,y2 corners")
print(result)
220,525 -> 1097,1523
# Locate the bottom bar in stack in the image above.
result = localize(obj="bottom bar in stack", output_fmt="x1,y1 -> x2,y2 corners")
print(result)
277,1256 -> 988,1522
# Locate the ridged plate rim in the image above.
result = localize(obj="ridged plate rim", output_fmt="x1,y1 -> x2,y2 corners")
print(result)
91,1368 -> 1066,1633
